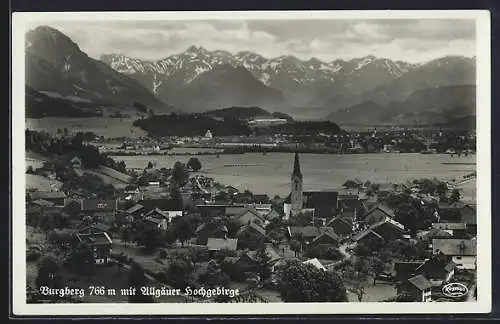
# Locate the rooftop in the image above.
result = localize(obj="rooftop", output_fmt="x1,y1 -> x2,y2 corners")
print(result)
206,238 -> 238,251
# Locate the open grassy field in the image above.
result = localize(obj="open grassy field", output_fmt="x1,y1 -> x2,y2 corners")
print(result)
26,174 -> 63,191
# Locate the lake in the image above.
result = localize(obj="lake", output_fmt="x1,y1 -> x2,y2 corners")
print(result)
111,153 -> 476,198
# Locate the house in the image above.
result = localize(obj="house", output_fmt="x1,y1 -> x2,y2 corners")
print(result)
431,222 -> 467,236
419,229 -> 453,248
352,229 -> 384,247
81,199 -> 117,224
234,244 -> 282,273
432,238 -> 477,270
206,238 -> 238,252
125,203 -> 145,219
195,221 -> 229,245
397,275 -> 432,302
137,199 -> 183,215
414,256 -> 455,286
309,231 -> 341,248
253,194 -> 270,204
369,217 -> 405,242
283,190 -> 339,220
363,204 -> 396,225
75,232 -> 113,265
251,203 -> 272,217
236,222 -> 266,242
302,258 -> 326,271
327,217 -> 353,236
393,261 -> 426,282
143,216 -> 169,231
196,204 -> 230,218
287,226 -> 333,244
29,191 -> 67,207
77,224 -> 112,236
70,156 -> 83,169
30,199 -> 55,208
233,207 -> 266,227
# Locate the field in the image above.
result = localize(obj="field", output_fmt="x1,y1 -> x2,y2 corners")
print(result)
26,116 -> 147,139
25,174 -> 63,191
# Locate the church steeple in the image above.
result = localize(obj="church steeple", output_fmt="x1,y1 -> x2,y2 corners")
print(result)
290,152 -> 303,218
292,152 -> 302,178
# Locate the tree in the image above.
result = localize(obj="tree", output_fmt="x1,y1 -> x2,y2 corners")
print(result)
138,228 -> 166,253
254,245 -> 272,281
198,262 -> 230,288
147,161 -> 154,169
289,239 -> 302,257
120,226 -> 132,247
351,283 -> 366,302
278,260 -> 348,302
369,257 -> 386,285
187,157 -> 202,172
395,202 -> 418,236
450,189 -> 461,203
65,244 -> 95,276
26,166 -> 35,174
173,217 -> 193,246
36,256 -> 65,290
166,259 -> 194,289
172,162 -> 188,187
127,262 -> 154,303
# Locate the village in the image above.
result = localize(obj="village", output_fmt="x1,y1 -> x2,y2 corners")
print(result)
25,129 -> 477,303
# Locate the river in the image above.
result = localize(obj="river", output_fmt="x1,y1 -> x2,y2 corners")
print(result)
110,153 -> 476,197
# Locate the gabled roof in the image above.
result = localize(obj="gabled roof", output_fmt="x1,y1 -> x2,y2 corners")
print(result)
327,216 -> 353,228
78,223 -> 112,233
288,226 -> 321,238
245,244 -> 281,263
366,204 -> 396,218
125,204 -> 144,214
76,232 -> 112,245
237,222 -> 266,236
30,191 -> 67,200
302,258 -> 326,271
415,257 -> 456,276
311,231 -> 340,244
370,216 -> 405,232
407,275 -> 432,291
352,229 -> 384,242
206,238 -> 238,251
195,222 -> 228,234
145,207 -> 169,218
422,228 -> 453,241
31,199 -> 55,207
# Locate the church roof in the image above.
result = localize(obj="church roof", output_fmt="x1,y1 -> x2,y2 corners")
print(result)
292,152 -> 302,178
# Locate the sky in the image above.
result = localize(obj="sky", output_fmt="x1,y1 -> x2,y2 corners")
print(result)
26,19 -> 476,64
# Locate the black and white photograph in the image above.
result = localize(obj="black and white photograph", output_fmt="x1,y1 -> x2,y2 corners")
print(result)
12,10 -> 491,315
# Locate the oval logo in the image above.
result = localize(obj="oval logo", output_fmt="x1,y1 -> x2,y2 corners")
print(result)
442,282 -> 468,298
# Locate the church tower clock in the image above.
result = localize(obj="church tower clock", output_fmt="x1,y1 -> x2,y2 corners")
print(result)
290,152 -> 303,217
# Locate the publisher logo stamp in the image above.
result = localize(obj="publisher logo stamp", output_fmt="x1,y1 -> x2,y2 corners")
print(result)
442,282 -> 468,298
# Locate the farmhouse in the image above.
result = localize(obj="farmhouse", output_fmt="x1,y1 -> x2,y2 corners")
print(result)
29,191 -> 67,207
432,238 -> 477,270
397,275 -> 432,302
75,231 -> 113,265
81,199 -> 118,224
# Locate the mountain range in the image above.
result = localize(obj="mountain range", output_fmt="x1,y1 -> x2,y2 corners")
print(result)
25,26 -> 477,126
327,85 -> 476,128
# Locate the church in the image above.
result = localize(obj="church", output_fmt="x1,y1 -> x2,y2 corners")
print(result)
283,153 -> 340,222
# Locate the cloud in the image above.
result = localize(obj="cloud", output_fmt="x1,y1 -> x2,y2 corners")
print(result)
25,18 -> 476,63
